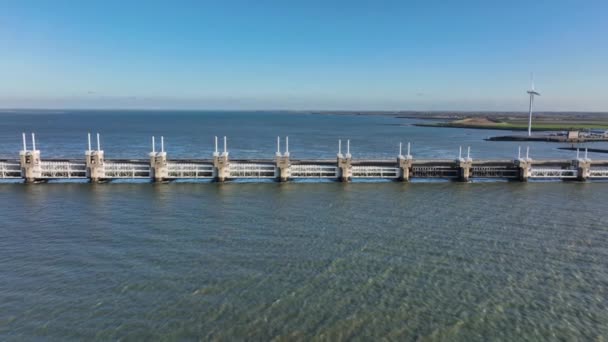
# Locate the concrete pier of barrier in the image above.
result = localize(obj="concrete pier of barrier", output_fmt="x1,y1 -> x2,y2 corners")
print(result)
86,133 -> 105,183
19,133 -> 41,183
456,146 -> 473,182
213,136 -> 230,182
336,140 -> 352,182
275,136 -> 290,182
397,142 -> 413,182
149,136 -> 168,183
514,146 -> 531,182
574,148 -> 591,181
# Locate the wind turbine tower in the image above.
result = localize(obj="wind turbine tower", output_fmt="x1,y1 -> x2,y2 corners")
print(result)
526,74 -> 541,136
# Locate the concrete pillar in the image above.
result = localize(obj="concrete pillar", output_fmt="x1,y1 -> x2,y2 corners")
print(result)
456,159 -> 472,182
398,142 -> 413,182
455,146 -> 473,182
213,136 -> 230,182
85,150 -> 105,182
398,157 -> 413,181
515,146 -> 532,182
150,152 -> 168,182
515,159 -> 530,182
275,136 -> 290,182
213,154 -> 229,182
575,159 -> 591,181
276,155 -> 290,182
337,139 -> 352,182
148,136 -> 168,182
20,150 -> 41,183
337,155 -> 352,182
20,133 -> 41,183
86,133 -> 105,183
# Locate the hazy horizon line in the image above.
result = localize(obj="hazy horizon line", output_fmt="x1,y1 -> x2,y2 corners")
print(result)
1,107 -> 608,114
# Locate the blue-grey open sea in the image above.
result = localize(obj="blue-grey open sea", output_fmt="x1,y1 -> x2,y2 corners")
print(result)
1,110 -> 607,340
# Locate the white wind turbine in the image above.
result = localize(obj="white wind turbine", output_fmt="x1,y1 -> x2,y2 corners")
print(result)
526,73 -> 541,136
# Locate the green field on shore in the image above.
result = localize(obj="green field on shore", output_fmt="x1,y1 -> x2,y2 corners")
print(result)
415,118 -> 608,131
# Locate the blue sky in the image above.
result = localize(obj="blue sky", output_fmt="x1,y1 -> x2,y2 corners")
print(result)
1,1 -> 607,111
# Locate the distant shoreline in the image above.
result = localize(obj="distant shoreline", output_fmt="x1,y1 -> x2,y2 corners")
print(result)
388,112 -> 608,132
413,122 -> 608,132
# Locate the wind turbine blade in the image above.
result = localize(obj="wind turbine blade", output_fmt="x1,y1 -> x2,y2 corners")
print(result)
531,72 -> 535,91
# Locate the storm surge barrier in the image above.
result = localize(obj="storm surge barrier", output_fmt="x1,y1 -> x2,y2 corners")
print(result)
2,133 -> 608,183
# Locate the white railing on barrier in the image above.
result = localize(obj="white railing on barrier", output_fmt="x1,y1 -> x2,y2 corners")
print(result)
411,166 -> 459,178
104,163 -> 150,178
229,163 -> 276,178
589,168 -> 608,178
529,168 -> 577,178
0,161 -> 21,178
471,167 -> 519,178
167,163 -> 215,178
352,166 -> 399,178
40,161 -> 87,179
291,165 -> 338,178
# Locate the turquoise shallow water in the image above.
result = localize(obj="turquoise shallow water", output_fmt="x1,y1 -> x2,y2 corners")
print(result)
1,111 -> 607,340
